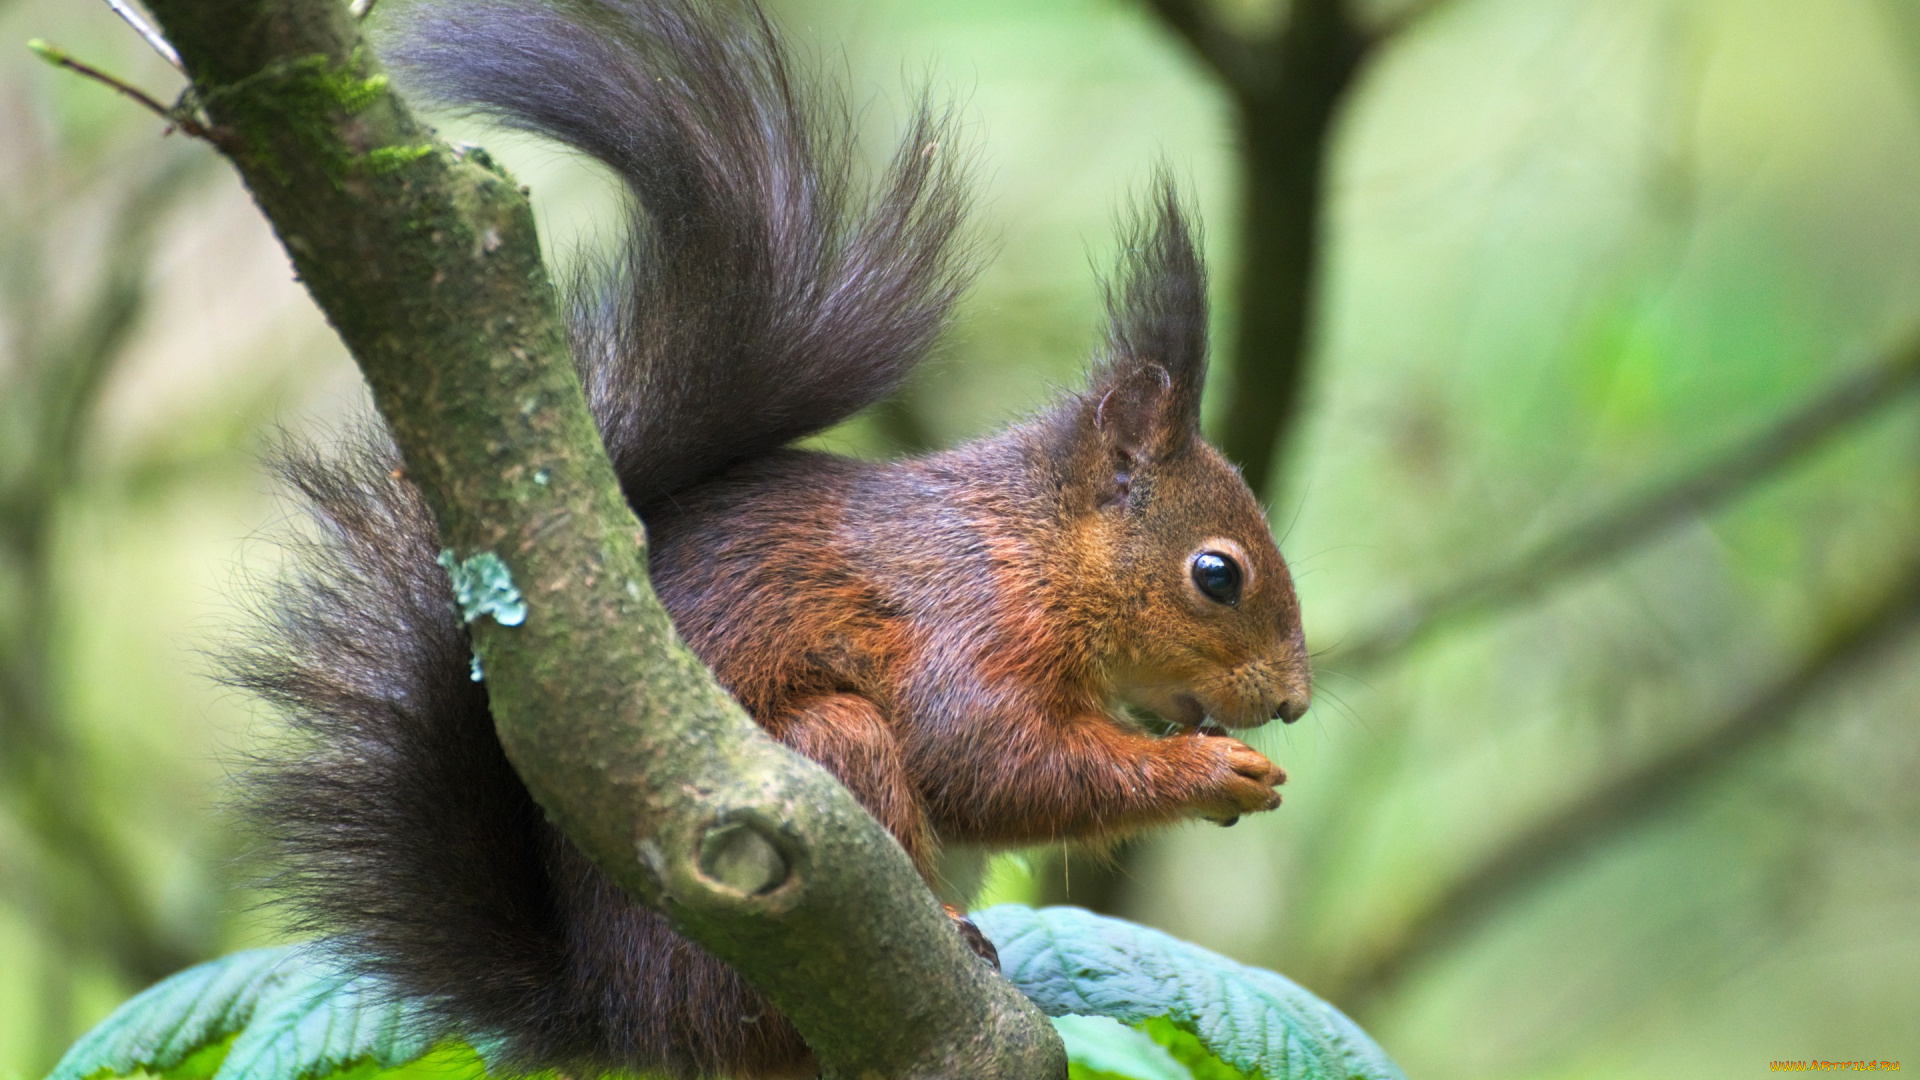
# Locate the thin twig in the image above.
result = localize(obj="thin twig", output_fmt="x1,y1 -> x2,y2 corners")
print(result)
103,0 -> 182,70
1140,0 -> 1268,93
1330,337 -> 1920,671
1329,565 -> 1920,1013
28,40 -> 172,118
26,40 -> 219,143
1369,0 -> 1457,42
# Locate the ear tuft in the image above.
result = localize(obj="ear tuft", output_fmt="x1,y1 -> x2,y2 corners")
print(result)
1087,172 -> 1209,461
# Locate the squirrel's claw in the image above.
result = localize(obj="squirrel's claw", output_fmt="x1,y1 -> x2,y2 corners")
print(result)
943,903 -> 1001,970
1189,735 -> 1286,822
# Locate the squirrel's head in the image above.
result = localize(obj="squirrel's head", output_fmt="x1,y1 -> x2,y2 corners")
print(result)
1044,182 -> 1310,730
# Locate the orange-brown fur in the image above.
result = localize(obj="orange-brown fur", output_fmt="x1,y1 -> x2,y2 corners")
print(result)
647,381 -> 1309,877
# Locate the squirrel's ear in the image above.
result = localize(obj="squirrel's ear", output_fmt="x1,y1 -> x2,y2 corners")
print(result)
1094,363 -> 1174,467
1090,176 -> 1208,463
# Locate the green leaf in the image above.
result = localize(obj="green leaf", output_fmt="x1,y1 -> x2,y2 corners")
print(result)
1054,1015 -> 1194,1080
213,957 -> 445,1080
976,905 -> 1406,1080
61,910 -> 1397,1080
276,1044 -> 488,1080
49,948 -> 299,1080
46,946 -> 462,1080
1138,1018 -> 1258,1080
151,1035 -> 238,1080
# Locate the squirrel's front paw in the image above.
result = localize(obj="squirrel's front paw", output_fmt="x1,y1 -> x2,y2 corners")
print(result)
1187,735 -> 1286,825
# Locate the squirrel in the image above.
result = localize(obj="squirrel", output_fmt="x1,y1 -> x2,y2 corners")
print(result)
226,0 -> 1311,1077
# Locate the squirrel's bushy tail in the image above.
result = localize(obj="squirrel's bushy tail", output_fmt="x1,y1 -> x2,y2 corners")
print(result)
387,0 -> 974,505
232,429 -> 811,1077
227,2 -> 972,1075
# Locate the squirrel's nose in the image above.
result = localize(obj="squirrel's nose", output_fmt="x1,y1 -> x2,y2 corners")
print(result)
1272,698 -> 1307,724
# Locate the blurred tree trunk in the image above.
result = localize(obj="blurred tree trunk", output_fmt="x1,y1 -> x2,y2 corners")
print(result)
1209,0 -> 1368,498
0,149 -> 210,1071
1142,0 -> 1435,496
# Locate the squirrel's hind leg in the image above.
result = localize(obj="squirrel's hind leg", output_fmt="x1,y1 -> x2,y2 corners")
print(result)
772,694 -> 934,873
773,695 -> 1001,968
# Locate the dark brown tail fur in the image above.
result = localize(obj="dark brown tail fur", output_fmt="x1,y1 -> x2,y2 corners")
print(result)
231,426 -> 822,1077
385,0 -> 973,507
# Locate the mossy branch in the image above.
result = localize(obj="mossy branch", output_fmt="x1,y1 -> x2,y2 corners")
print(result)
127,0 -> 1063,1074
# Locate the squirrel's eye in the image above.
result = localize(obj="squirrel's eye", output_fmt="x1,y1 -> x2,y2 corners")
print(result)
1190,551 -> 1242,606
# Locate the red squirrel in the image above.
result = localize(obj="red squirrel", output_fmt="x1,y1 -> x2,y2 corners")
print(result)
229,0 -> 1310,1076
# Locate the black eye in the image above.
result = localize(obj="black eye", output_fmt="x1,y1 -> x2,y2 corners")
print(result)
1190,551 -> 1242,606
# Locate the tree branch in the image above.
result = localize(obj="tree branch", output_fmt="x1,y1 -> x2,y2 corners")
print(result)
1155,0 -> 1371,498
1137,0 -> 1406,498
1366,0 -> 1458,43
1328,337 -> 1920,671
1139,0 -> 1268,90
1327,563 -> 1920,1013
1134,0 -> 1449,501
104,0 -> 185,69
130,0 -> 1061,1074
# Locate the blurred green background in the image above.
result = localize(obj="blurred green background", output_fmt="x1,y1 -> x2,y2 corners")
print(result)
3,0 -> 1918,1076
